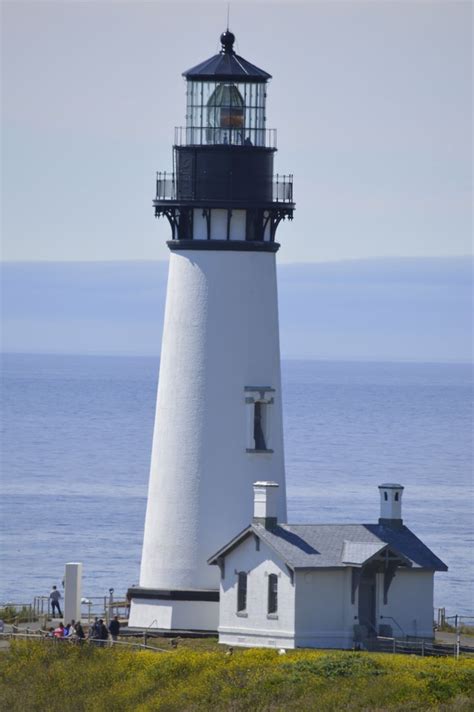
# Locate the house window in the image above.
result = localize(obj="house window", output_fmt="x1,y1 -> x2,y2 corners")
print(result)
237,572 -> 247,612
268,574 -> 278,614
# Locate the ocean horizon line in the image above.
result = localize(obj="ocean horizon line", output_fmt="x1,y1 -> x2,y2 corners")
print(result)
2,351 -> 472,366
1,254 -> 472,267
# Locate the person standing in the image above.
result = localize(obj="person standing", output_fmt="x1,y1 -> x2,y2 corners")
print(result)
75,621 -> 85,643
49,586 -> 62,618
108,615 -> 120,643
98,619 -> 108,647
88,617 -> 99,643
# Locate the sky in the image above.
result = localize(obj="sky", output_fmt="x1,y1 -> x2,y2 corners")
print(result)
1,0 -> 472,264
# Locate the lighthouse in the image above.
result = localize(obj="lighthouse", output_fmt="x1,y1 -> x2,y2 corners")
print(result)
128,30 -> 294,632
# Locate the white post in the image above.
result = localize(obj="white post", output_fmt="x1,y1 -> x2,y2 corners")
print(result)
455,615 -> 460,660
64,562 -> 82,623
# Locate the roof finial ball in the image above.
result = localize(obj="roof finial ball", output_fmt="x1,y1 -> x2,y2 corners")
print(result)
220,29 -> 235,54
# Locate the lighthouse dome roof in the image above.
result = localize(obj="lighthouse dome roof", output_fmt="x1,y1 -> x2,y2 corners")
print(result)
183,31 -> 271,82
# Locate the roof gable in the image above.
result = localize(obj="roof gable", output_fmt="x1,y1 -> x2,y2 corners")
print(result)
341,540 -> 387,566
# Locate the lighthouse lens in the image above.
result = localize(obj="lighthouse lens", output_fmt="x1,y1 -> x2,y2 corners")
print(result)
186,80 -> 267,147
207,83 -> 244,143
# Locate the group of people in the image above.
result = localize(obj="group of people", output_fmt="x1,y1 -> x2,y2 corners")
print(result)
48,585 -> 121,646
88,616 -> 121,645
49,619 -> 85,640
48,616 -> 120,645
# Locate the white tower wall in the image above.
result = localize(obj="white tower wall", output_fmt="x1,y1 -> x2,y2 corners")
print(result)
129,247 -> 286,629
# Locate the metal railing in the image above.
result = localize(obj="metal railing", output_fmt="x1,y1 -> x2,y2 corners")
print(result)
437,609 -> 474,630
174,126 -> 277,148
155,172 -> 293,204
2,629 -> 472,660
155,172 -> 176,200
370,636 -> 474,659
2,596 -> 129,626
0,630 -> 169,653
273,174 -> 293,203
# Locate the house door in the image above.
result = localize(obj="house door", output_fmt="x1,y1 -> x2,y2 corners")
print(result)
358,567 -> 377,636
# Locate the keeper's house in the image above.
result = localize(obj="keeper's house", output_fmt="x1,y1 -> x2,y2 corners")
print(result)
208,482 -> 447,649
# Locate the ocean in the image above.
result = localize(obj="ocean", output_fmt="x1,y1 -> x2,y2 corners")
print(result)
1,354 -> 472,615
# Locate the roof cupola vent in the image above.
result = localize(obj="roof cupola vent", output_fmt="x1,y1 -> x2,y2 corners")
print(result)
253,481 -> 279,529
378,483 -> 404,528
220,30 -> 235,54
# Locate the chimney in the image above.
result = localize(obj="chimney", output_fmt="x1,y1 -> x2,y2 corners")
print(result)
378,483 -> 404,527
253,481 -> 279,529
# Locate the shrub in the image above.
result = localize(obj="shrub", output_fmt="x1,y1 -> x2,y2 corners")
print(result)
0,641 -> 473,711
0,606 -> 36,624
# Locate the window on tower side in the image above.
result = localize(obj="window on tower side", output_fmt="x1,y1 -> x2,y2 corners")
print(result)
253,401 -> 267,450
245,387 -> 274,453
237,572 -> 247,613
268,574 -> 278,615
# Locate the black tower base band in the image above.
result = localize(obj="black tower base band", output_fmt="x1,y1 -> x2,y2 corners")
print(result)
127,587 -> 219,602
167,240 -> 280,253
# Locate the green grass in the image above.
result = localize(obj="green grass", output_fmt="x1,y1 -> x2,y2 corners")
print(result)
1,640 -> 473,711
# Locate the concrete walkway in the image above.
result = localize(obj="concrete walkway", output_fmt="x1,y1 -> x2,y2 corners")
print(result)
435,630 -> 474,649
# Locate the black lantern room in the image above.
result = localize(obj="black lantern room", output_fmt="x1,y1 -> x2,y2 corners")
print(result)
154,31 -> 294,251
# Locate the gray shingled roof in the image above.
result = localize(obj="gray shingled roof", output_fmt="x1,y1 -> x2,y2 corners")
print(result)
208,522 -> 447,571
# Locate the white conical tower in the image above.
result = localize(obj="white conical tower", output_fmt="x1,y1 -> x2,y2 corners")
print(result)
128,30 -> 294,631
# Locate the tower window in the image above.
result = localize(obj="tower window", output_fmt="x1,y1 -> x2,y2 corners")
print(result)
245,387 -> 275,453
237,572 -> 247,612
253,401 -> 267,450
268,574 -> 278,614
395,492 -> 399,501
384,492 -> 388,501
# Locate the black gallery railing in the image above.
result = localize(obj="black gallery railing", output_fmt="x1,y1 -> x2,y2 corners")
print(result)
174,126 -> 277,149
155,172 -> 293,203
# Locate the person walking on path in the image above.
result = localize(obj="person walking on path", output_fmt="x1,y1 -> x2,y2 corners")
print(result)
49,586 -> 62,618
98,619 -> 109,647
108,615 -> 120,643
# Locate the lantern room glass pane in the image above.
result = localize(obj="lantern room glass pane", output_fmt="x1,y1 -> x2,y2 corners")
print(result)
185,79 -> 267,146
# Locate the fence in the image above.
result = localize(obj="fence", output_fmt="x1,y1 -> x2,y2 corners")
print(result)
0,630 -> 169,653
371,636 -> 474,659
436,610 -> 474,631
155,171 -> 293,204
3,597 -> 129,626
174,126 -> 277,149
1,629 -> 473,660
